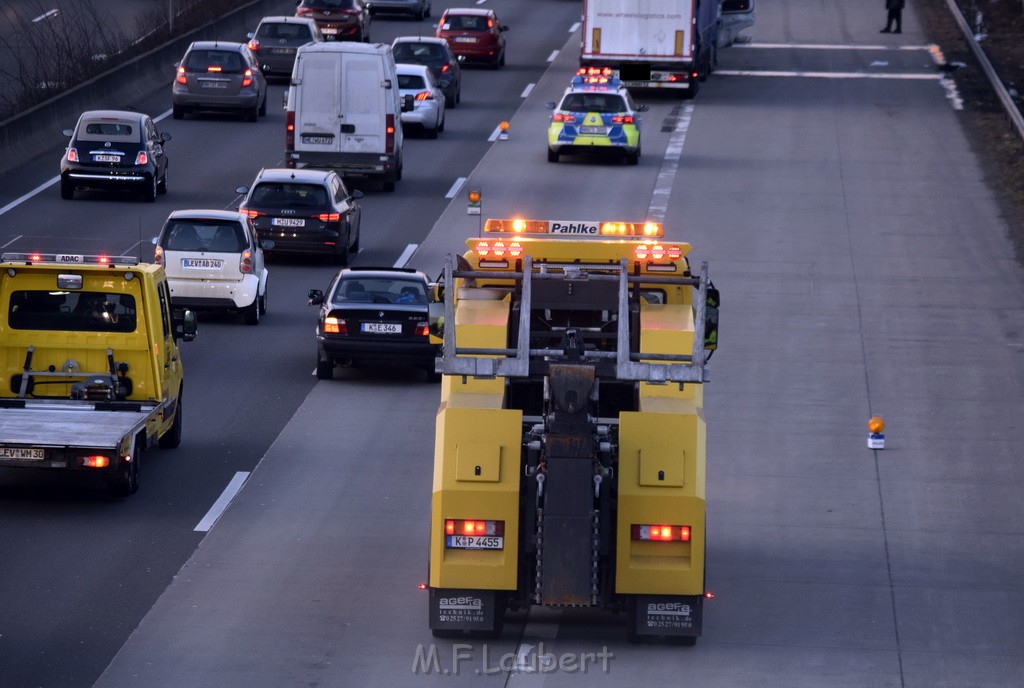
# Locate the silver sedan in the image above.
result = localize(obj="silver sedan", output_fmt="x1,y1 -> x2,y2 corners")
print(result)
395,63 -> 446,138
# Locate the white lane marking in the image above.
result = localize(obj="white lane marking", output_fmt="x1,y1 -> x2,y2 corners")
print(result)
521,83 -> 535,98
488,125 -> 502,142
394,243 -> 418,268
738,42 -> 934,51
445,177 -> 467,198
194,472 -> 250,532
513,644 -> 536,673
1,235 -> 23,249
715,69 -> 943,80
32,9 -> 59,22
546,50 -> 559,63
0,107 -> 173,220
475,0 -> 486,4
569,22 -> 580,33
508,607 -> 563,682
648,103 -> 693,223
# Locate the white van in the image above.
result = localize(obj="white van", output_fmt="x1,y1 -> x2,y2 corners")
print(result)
285,42 -> 406,191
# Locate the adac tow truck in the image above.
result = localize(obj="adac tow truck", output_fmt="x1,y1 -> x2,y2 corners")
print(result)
0,253 -> 196,496
427,219 -> 719,643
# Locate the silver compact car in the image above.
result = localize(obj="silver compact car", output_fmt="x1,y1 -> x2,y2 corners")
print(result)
172,41 -> 268,121
395,63 -> 445,138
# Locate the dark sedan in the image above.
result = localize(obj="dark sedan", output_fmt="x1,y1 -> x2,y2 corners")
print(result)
59,110 -> 170,202
308,267 -> 439,380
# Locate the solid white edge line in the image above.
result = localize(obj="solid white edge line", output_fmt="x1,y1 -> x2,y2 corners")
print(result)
394,243 -> 418,268
445,177 -> 467,198
738,42 -> 934,51
569,22 -> 580,33
1,235 -> 23,249
194,471 -> 250,532
521,83 -> 535,98
488,125 -> 502,142
546,50 -> 559,63
715,69 -> 943,80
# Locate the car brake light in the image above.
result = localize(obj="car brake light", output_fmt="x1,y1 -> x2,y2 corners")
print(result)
239,250 -> 253,274
154,246 -> 164,265
317,213 -> 341,222
207,66 -> 222,73
552,113 -> 574,122
135,151 -> 148,165
324,316 -> 346,334
241,208 -> 262,219
414,90 -> 432,101
445,519 -> 504,536
415,322 -> 429,337
242,69 -> 253,88
611,115 -> 634,124
441,64 -> 450,73
176,66 -> 186,85
248,40 -> 260,51
487,19 -> 494,28
631,524 -> 691,542
296,6 -> 312,15
67,148 -> 78,162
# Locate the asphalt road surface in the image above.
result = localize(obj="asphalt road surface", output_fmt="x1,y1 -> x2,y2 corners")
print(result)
0,1 -> 1022,687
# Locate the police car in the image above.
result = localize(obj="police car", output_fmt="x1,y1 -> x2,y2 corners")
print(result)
546,69 -> 647,165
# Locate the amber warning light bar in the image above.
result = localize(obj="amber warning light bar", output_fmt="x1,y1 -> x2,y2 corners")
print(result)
483,219 -> 662,238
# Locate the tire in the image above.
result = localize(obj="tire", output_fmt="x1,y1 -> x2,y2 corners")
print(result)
157,168 -> 167,194
424,4 -> 431,18
456,83 -> 461,104
246,103 -> 258,122
547,148 -> 559,163
438,112 -> 445,133
316,351 -> 334,380
349,223 -> 360,253
258,282 -> 268,315
172,104 -> 184,120
60,177 -> 74,200
498,49 -> 505,67
426,121 -> 438,139
258,92 -> 267,116
243,295 -> 260,325
626,145 -> 640,165
142,174 -> 157,203
108,445 -> 140,498
158,395 -> 183,449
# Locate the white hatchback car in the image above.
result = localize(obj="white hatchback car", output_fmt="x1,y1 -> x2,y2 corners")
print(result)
395,63 -> 445,138
154,209 -> 270,325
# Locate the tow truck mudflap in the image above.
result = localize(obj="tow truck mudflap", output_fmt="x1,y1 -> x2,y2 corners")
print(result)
630,594 -> 703,638
429,588 -> 503,633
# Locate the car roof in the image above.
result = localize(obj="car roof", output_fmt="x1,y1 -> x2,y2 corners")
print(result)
258,15 -> 318,26
395,63 -> 431,76
77,110 -> 146,123
187,41 -> 248,52
254,168 -> 335,184
299,42 -> 392,56
166,209 -> 248,222
392,36 -> 449,46
441,8 -> 494,16
335,267 -> 429,281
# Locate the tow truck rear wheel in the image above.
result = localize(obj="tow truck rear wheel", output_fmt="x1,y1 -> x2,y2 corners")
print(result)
158,395 -> 183,449
108,444 -> 141,498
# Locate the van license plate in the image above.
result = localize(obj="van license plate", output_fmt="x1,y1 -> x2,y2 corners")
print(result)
301,135 -> 334,145
0,447 -> 44,461
362,323 -> 401,334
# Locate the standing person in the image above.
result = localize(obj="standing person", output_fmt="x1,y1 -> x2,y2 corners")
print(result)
881,0 -> 905,33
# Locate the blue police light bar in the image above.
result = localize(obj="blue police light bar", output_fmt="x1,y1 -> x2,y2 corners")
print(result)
483,219 -> 663,238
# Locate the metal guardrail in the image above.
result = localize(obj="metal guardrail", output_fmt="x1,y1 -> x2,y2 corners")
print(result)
944,0 -> 1024,138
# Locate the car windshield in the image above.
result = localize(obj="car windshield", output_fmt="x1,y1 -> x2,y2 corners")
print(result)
559,93 -> 627,113
185,50 -> 245,74
257,22 -> 313,41
333,278 -> 426,305
307,0 -> 358,8
8,290 -> 137,333
443,14 -> 490,31
398,74 -> 427,90
163,220 -> 247,252
250,182 -> 329,207
76,119 -> 138,142
393,43 -> 446,64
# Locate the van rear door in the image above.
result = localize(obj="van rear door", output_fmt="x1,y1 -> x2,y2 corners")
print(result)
340,54 -> 386,155
295,52 -> 343,155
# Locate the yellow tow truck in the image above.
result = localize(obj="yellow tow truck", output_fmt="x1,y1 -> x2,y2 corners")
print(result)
427,219 -> 718,643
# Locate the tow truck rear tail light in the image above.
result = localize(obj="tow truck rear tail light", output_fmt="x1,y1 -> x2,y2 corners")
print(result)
176,67 -> 187,85
241,69 -> 254,88
239,250 -> 253,274
154,246 -> 164,265
474,240 -> 522,261
317,213 -> 341,222
632,524 -> 691,542
634,243 -> 682,262
67,148 -> 79,162
415,91 -> 433,101
324,316 -> 347,335
135,151 -> 148,165
415,322 -> 429,337
78,455 -> 111,469
445,519 -> 504,536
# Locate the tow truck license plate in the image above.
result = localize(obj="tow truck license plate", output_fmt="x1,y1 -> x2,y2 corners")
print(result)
0,447 -> 44,461
362,322 -> 401,334
272,217 -> 306,227
446,535 -> 503,549
182,258 -> 223,269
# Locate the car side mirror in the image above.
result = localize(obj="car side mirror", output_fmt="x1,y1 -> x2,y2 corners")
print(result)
160,132 -> 172,143
173,60 -> 181,68
173,309 -> 198,342
349,190 -> 364,201
62,128 -> 74,137
259,239 -> 275,251
247,31 -> 255,39
637,104 -> 649,112
428,301 -> 445,343
544,102 -> 555,110
402,94 -> 414,112
150,236 -> 159,245
308,289 -> 324,306
235,185 -> 249,195
500,25 -> 509,32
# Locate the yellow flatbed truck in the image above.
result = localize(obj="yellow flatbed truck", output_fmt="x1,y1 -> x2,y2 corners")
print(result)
427,219 -> 718,643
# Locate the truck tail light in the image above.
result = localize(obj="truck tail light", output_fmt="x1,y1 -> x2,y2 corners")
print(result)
634,243 -> 681,261
176,67 -> 186,85
135,151 -> 148,165
385,114 -> 395,152
154,245 -> 164,265
324,316 -> 346,334
239,250 -> 253,274
67,148 -> 78,162
445,519 -> 504,536
474,240 -> 522,259
241,69 -> 254,88
286,110 -> 295,150
631,524 -> 691,542
78,455 -> 111,469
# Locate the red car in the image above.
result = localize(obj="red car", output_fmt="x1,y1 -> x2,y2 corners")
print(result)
296,0 -> 371,42
435,8 -> 507,68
